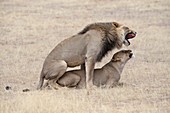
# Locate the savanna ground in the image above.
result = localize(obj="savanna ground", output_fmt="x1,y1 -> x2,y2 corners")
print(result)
0,0 -> 170,113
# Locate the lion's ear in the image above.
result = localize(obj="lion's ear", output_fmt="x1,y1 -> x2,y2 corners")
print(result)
112,22 -> 121,28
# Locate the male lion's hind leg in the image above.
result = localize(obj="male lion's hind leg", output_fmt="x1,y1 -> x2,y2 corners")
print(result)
38,60 -> 67,90
57,73 -> 81,88
37,71 -> 45,90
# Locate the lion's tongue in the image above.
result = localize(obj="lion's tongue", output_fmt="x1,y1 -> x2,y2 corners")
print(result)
127,33 -> 136,39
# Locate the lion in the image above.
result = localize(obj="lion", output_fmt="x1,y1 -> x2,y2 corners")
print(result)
37,22 -> 136,90
47,50 -> 134,89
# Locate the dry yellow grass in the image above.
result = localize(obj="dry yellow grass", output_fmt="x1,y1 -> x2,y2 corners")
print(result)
0,0 -> 170,113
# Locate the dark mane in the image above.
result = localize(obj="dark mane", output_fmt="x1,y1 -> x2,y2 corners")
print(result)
78,22 -> 113,35
78,22 -> 120,62
96,32 -> 117,62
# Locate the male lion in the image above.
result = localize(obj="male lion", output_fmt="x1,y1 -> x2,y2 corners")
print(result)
49,50 -> 134,89
37,22 -> 136,89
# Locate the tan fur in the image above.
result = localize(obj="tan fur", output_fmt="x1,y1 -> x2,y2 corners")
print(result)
37,22 -> 136,90
48,50 -> 133,89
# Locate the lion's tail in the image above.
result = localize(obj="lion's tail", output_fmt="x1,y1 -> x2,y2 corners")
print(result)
37,70 -> 45,90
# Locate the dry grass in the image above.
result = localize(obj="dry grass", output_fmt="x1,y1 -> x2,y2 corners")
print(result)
0,0 -> 170,113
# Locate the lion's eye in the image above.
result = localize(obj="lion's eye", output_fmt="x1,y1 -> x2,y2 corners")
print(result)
123,27 -> 129,30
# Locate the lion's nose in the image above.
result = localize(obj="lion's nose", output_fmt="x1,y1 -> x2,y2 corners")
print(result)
129,53 -> 133,58
134,31 -> 137,35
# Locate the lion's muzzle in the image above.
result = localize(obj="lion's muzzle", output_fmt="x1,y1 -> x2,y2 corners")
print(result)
124,31 -> 137,46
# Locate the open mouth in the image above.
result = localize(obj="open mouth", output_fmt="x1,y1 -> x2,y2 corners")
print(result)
125,32 -> 136,45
